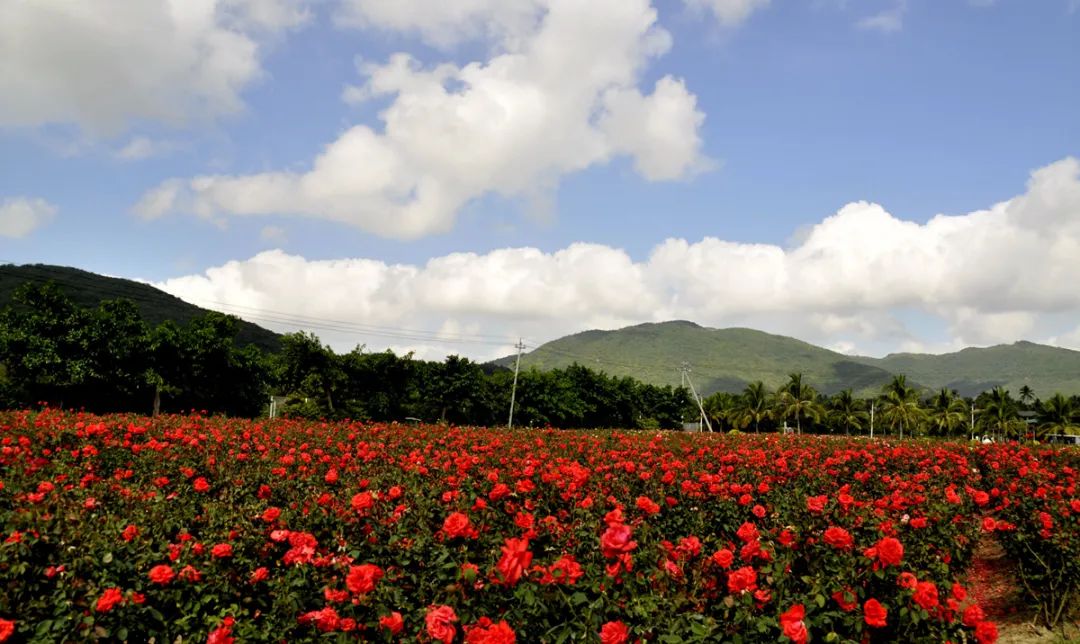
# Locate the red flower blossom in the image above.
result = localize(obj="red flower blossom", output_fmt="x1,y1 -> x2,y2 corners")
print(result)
823,526 -> 853,550
148,564 -> 175,585
912,581 -> 939,611
465,617 -> 517,643
193,477 -> 210,493
121,524 -> 138,542
975,620 -> 998,644
600,523 -> 637,558
211,543 -> 233,559
95,587 -> 124,613
712,548 -> 734,569
962,605 -> 985,627
806,495 -> 827,514
443,512 -> 477,539
780,604 -> 808,644
379,612 -> 404,634
495,537 -> 533,586
727,566 -> 758,594
832,588 -> 858,611
635,496 -> 660,515
599,621 -> 629,644
864,599 -> 888,627
207,617 -> 235,644
865,536 -> 903,567
426,605 -> 458,644
345,564 -> 384,594
0,619 -> 13,642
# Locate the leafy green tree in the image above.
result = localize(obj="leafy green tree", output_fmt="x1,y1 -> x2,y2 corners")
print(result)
1037,393 -> 1077,436
731,381 -> 771,433
1018,385 -> 1036,410
878,375 -> 927,439
702,391 -> 738,431
774,373 -> 823,435
978,387 -> 1023,441
927,388 -> 967,437
828,389 -> 867,436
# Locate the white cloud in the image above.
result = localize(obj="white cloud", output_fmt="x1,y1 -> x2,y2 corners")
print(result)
0,197 -> 58,238
136,0 -> 709,239
154,157 -> 1080,358
116,137 -> 181,161
0,0 -> 310,135
682,0 -> 771,27
857,0 -> 907,32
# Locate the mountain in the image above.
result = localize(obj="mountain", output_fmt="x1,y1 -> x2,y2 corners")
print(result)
0,263 -> 281,352
495,321 -> 1080,398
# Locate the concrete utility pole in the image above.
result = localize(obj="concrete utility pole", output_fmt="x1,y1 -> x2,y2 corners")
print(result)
508,339 -> 525,430
680,362 -> 713,432
970,403 -> 978,441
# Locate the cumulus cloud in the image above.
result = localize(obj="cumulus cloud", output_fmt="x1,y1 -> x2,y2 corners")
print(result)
857,0 -> 907,32
115,137 -> 182,161
0,198 -> 58,238
136,0 -> 709,239
154,157 -> 1080,358
682,0 -> 771,26
0,0 -> 310,135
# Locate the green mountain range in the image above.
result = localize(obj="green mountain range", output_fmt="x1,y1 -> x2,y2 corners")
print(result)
0,264 -> 281,352
495,321 -> 1080,398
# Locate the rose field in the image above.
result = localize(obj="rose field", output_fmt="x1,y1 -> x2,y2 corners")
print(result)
1,410 -> 1079,643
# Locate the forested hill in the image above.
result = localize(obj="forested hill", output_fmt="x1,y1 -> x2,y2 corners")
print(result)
0,263 -> 280,352
496,321 -> 1080,398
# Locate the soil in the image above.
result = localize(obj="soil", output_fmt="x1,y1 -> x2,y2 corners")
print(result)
964,536 -> 1080,643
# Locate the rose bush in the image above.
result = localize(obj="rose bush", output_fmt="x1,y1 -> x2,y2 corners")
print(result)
1,408 -> 1070,641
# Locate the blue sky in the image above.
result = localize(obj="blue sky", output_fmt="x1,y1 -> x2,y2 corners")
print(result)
2,0 -> 1079,359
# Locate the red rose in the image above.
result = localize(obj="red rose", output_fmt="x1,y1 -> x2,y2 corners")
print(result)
261,507 -> 281,522
712,548 -> 734,569
780,604 -> 807,644
443,512 -> 475,539
912,581 -> 939,611
897,571 -> 917,589
193,477 -> 210,493
600,523 -> 637,558
806,495 -> 827,513
736,522 -> 759,543
982,517 -> 997,532
962,605 -> 985,627
0,619 -> 14,642
426,605 -> 458,644
350,492 -> 374,513
599,621 -> 629,644
95,587 -> 124,613
148,564 -> 175,585
346,563 -> 384,594
121,524 -> 139,542
727,566 -> 758,594
864,599 -> 888,627
975,620 -> 998,644
379,611 -> 404,634
211,543 -> 233,559
832,588 -> 857,611
822,526 -> 853,550
495,537 -> 533,586
250,567 -> 269,583
635,496 -> 660,515
870,536 -> 903,566
207,617 -> 235,644
464,618 -> 517,643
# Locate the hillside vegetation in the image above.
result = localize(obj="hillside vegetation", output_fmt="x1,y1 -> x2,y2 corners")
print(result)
498,321 -> 1080,397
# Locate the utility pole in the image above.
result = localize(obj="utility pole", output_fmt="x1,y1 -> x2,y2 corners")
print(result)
680,362 -> 713,432
508,339 -> 525,430
970,403 -> 977,441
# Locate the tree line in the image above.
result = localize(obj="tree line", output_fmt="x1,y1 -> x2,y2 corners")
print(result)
701,372 -> 1080,439
0,282 -> 694,428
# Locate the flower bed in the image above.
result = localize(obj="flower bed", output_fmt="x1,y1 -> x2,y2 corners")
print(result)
1,409 -> 1075,642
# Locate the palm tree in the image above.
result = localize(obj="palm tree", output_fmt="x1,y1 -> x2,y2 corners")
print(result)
927,388 -> 967,437
775,373 -> 824,435
1038,393 -> 1078,436
878,375 -> 927,439
732,381 -> 771,433
828,389 -> 867,436
702,391 -> 738,431
980,387 -> 1023,441
1018,385 -> 1036,410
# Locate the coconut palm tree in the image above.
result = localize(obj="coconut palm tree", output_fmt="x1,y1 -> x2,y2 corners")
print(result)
979,387 -> 1023,441
1018,385 -> 1036,410
702,391 -> 738,431
878,375 -> 927,439
828,389 -> 867,436
927,388 -> 967,437
732,381 -> 771,433
775,373 -> 824,435
1037,393 -> 1078,436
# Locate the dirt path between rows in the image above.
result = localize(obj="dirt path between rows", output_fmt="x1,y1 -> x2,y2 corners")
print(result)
965,536 -> 1080,643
